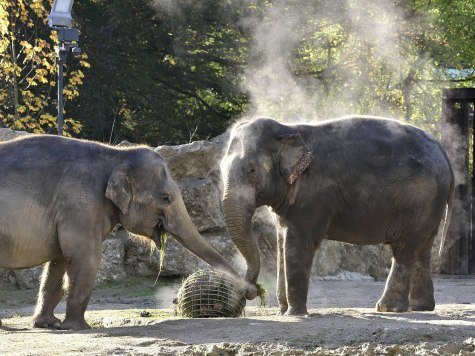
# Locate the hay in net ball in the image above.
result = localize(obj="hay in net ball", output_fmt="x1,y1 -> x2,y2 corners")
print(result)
176,269 -> 246,318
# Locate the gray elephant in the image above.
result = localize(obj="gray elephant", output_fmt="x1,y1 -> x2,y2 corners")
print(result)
0,135 -> 252,330
221,116 -> 454,316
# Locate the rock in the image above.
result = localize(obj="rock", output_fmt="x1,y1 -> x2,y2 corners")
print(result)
124,230 -> 242,277
155,140 -> 219,180
0,128 -> 29,142
96,230 -> 127,284
163,231 -> 243,276
178,177 -> 225,232
116,140 -> 135,147
252,207 -> 278,275
313,241 -> 391,278
123,231 -> 160,277
14,266 -> 43,289
313,240 -> 343,276
339,244 -> 391,278
0,269 -> 17,286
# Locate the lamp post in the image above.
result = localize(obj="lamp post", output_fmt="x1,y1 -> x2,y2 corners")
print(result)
48,0 -> 81,136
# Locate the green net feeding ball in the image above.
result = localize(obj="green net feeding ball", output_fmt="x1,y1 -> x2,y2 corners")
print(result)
176,270 -> 246,318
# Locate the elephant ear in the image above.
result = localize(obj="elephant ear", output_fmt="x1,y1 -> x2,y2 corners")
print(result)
105,164 -> 133,214
277,133 -> 313,185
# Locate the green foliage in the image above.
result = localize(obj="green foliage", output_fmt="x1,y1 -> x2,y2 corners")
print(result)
0,0 -> 87,135
71,0 -> 250,145
255,282 -> 268,307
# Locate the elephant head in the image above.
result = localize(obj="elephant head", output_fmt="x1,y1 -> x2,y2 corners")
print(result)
106,148 -> 254,295
221,118 -> 313,290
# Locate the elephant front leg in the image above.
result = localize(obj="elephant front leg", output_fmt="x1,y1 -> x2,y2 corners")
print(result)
59,226 -> 102,330
283,228 -> 317,316
33,259 -> 67,328
60,254 -> 101,330
276,228 -> 287,315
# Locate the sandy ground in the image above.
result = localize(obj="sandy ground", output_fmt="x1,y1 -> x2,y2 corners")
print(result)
0,275 -> 474,355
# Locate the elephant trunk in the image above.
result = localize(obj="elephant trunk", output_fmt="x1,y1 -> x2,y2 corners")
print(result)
222,185 -> 260,290
163,195 -> 256,298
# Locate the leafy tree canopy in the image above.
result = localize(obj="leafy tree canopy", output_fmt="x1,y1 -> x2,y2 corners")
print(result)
1,0 -> 473,144
0,0 -> 87,135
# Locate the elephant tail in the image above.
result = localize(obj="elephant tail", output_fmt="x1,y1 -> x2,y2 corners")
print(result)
439,156 -> 455,256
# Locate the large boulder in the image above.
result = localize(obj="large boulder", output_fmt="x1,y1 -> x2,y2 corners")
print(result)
155,140 -> 219,180
124,231 -> 243,277
0,128 -> 29,142
252,206 -> 278,276
123,232 -> 161,277
0,269 -> 16,285
178,177 -> 226,232
95,230 -> 128,284
13,267 -> 43,289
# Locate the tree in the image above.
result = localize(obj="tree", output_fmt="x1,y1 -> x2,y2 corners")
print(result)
64,0 -> 475,144
0,0 -> 86,135
71,0 -> 252,145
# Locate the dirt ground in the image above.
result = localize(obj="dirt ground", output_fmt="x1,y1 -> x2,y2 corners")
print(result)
0,275 -> 474,355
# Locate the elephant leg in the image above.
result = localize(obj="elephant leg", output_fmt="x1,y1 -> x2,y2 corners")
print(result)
276,226 -> 287,315
409,240 -> 435,311
33,259 -> 67,328
283,228 -> 317,316
58,226 -> 102,330
376,242 -> 415,312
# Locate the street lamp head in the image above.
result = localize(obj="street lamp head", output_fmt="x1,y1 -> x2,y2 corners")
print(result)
48,0 -> 78,136
48,0 -> 74,28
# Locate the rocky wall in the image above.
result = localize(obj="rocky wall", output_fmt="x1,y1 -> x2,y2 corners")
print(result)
0,128 -> 446,290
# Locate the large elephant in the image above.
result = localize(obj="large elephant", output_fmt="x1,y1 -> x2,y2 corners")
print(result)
221,116 -> 454,316
0,135 -> 252,330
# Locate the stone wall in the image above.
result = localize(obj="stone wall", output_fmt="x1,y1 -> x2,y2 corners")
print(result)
0,128 -> 446,290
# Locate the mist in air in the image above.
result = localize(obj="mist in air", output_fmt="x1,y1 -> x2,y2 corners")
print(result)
241,0 -> 439,124
152,0 -> 442,126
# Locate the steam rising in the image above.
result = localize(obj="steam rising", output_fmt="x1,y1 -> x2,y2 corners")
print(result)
152,0 -> 442,125
242,0 -> 432,122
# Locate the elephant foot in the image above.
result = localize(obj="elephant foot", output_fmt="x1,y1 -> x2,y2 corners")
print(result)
376,299 -> 409,313
276,305 -> 288,316
409,299 -> 435,311
284,306 -> 308,316
33,314 -> 61,329
58,317 -> 91,330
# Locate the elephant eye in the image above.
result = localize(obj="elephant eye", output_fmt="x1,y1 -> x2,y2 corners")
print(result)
161,193 -> 172,204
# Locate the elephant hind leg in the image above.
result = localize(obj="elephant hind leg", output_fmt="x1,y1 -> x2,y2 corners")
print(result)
409,239 -> 435,311
376,241 -> 416,312
33,259 -> 67,328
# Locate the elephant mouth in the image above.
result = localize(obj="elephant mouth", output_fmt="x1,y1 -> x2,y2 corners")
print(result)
152,218 -> 166,249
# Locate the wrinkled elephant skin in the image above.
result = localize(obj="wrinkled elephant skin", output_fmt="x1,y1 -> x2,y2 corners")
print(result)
0,135 -> 245,329
221,116 -> 454,316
